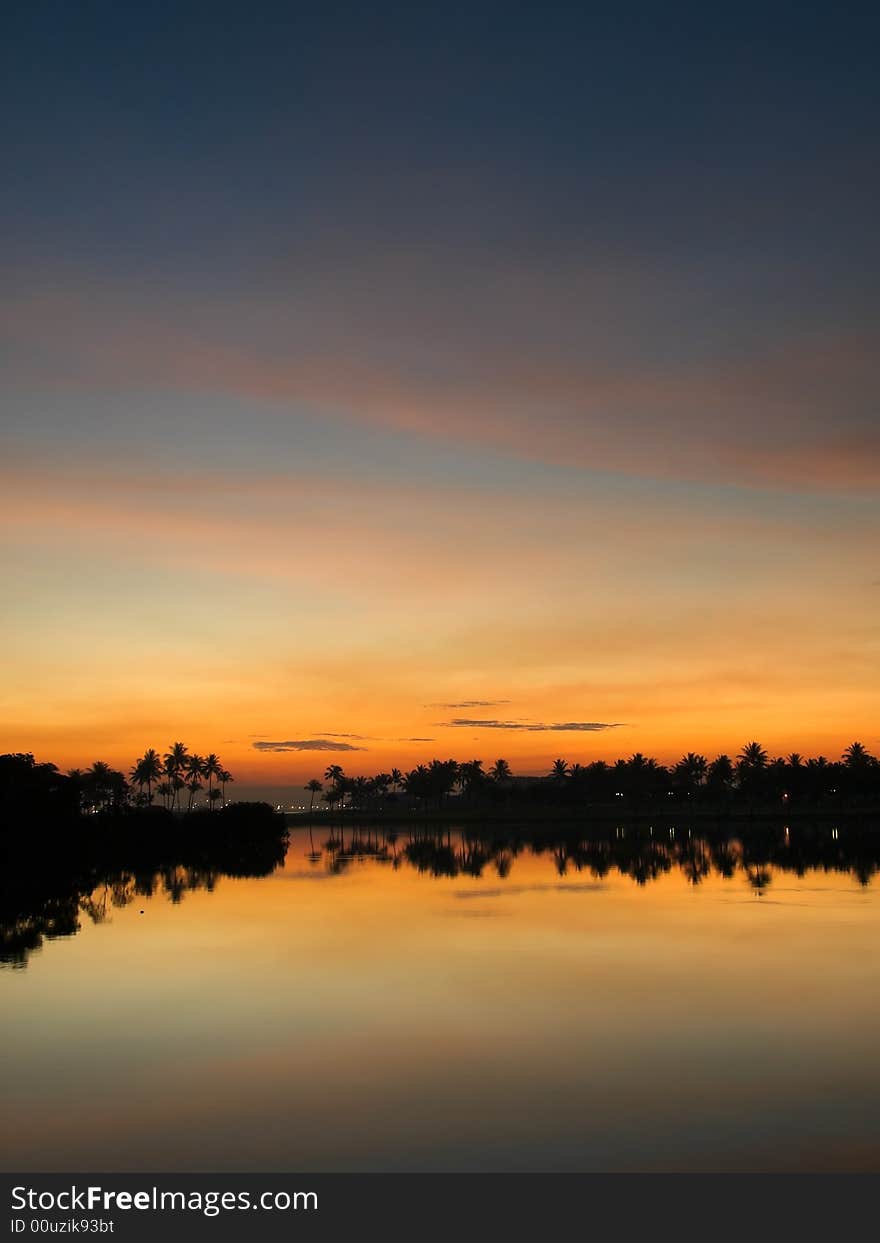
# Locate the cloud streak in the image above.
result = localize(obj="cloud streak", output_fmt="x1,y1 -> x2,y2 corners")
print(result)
426,699 -> 511,708
252,739 -> 367,753
5,280 -> 877,491
441,719 -> 626,732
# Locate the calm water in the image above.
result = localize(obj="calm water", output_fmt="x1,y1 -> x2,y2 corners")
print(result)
3,824 -> 880,1171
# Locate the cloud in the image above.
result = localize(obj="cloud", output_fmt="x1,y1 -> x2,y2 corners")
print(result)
398,736 -> 435,742
426,699 -> 511,708
316,731 -> 372,739
6,279 -> 877,491
441,719 -> 626,732
252,739 -> 366,753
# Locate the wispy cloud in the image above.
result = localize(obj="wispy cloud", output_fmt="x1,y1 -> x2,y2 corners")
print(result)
252,739 -> 367,753
440,719 -> 625,732
426,699 -> 511,708
316,731 -> 373,740
9,281 -> 877,490
398,736 -> 435,742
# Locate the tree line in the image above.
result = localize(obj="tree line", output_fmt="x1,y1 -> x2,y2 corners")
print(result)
0,744 -> 234,820
306,741 -> 880,811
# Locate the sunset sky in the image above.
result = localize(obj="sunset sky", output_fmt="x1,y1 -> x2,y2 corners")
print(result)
2,2 -> 878,794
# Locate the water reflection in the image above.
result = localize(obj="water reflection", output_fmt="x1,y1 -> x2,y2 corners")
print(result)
4,820 -> 877,968
0,817 -> 287,968
313,821 -> 879,890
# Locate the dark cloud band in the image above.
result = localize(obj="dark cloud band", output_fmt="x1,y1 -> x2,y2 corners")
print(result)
252,739 -> 366,753
441,719 -> 625,732
425,700 -> 511,708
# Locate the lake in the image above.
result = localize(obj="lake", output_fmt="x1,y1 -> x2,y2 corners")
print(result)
3,822 -> 880,1171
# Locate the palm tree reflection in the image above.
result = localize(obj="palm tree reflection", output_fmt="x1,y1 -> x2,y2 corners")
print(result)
6,819 -> 880,968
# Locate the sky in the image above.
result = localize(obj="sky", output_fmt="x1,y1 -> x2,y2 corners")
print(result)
2,1 -> 879,794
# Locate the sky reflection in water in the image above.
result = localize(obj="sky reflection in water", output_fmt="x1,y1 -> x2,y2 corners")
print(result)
3,825 -> 879,1172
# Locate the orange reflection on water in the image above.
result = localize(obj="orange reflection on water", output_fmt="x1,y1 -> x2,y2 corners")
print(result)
3,828 -> 880,1171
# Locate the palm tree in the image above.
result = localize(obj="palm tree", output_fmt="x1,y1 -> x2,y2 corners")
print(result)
352,776 -> 371,808
139,748 -> 162,804
203,753 -> 222,808
185,776 -> 203,812
184,754 -> 204,810
679,752 -> 707,780
156,780 -> 173,810
324,765 -> 345,808
843,741 -> 870,767
550,758 -> 569,780
85,760 -> 113,812
457,759 -> 484,795
707,754 -> 734,790
736,741 -> 769,801
305,779 -> 323,812
164,742 -> 189,811
738,741 -> 768,769
129,758 -> 147,803
218,769 -> 233,804
490,758 -> 511,783
674,752 -> 708,796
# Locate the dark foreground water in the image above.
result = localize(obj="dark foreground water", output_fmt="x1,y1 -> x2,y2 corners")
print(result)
3,824 -> 880,1171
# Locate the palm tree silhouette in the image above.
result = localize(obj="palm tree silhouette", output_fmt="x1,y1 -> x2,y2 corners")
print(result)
844,741 -> 870,767
139,748 -> 162,804
218,769 -> 233,804
550,758 -> 569,780
674,752 -> 707,796
708,754 -> 734,790
306,779 -> 323,812
129,758 -> 146,804
738,741 -> 768,769
203,753 -> 222,808
184,754 -> 205,810
164,742 -> 189,811
324,765 -> 345,809
185,776 -> 203,812
85,760 -> 113,812
457,759 -> 484,795
490,758 -> 511,783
